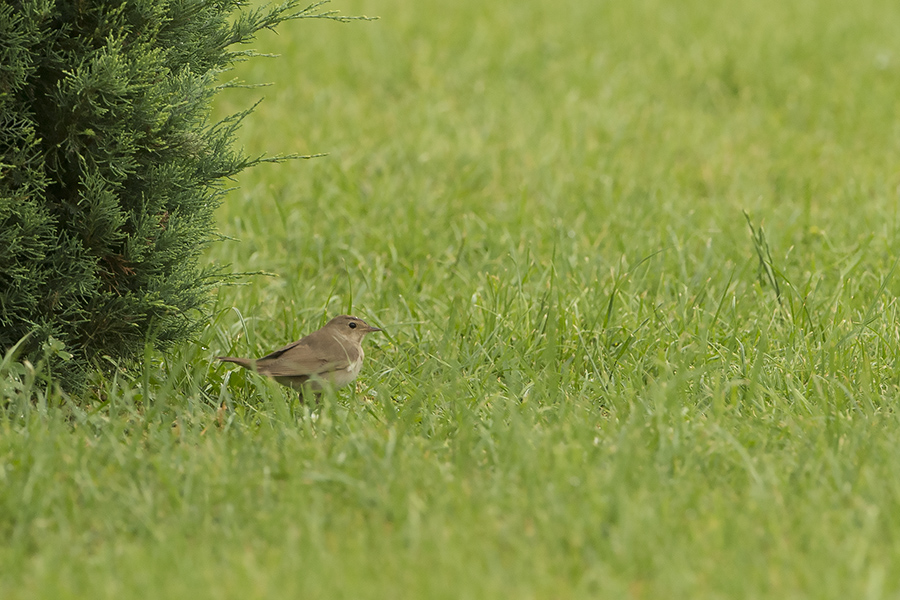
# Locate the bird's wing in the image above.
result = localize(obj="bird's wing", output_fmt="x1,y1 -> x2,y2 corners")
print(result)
255,332 -> 359,378
257,340 -> 304,361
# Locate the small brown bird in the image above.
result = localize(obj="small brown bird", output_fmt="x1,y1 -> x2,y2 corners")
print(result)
218,315 -> 382,393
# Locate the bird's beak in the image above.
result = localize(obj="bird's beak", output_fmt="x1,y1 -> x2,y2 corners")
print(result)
367,325 -> 383,333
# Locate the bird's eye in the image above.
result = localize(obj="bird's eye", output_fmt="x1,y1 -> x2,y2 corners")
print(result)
349,322 -> 357,329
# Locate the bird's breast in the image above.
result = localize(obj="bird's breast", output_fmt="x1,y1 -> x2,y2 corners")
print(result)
327,357 -> 363,389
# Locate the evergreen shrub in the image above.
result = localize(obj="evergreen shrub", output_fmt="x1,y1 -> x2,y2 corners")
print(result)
0,0 -> 356,387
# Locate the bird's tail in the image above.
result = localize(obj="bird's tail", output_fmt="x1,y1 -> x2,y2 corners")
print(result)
217,356 -> 255,369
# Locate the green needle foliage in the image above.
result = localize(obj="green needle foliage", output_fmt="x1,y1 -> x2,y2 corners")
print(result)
0,0 -> 357,387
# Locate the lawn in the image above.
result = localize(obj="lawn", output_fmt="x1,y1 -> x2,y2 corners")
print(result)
3,0 -> 900,597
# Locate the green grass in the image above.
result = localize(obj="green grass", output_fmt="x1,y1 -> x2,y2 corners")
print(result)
4,0 -> 900,597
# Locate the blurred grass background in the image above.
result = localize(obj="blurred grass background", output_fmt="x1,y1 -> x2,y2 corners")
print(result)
3,0 -> 900,598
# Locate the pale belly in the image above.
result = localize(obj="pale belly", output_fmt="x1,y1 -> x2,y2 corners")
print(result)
326,358 -> 363,389
290,356 -> 363,392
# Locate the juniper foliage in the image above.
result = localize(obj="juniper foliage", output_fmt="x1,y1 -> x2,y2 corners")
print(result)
0,0 -> 354,386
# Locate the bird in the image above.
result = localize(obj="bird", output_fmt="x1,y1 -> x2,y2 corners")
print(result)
218,315 -> 382,394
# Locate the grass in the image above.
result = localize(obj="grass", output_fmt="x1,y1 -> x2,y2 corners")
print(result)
4,0 -> 900,597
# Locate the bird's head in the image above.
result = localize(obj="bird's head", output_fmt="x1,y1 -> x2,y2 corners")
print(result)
325,315 -> 382,340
